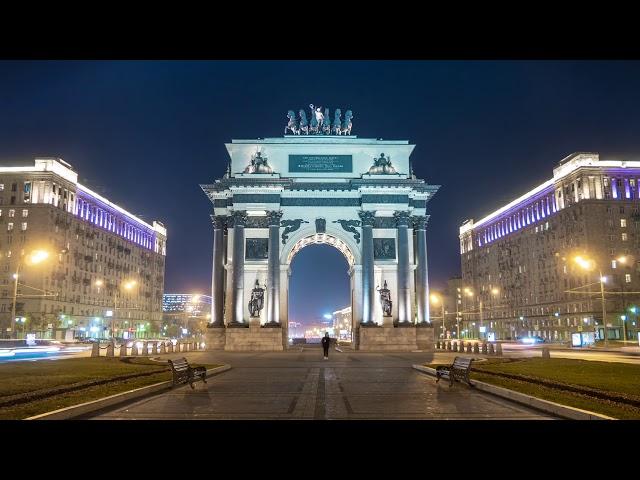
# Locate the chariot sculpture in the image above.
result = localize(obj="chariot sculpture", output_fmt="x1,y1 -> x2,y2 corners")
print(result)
284,105 -> 354,135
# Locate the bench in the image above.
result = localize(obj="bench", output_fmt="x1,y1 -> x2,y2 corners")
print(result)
168,357 -> 207,389
435,356 -> 474,387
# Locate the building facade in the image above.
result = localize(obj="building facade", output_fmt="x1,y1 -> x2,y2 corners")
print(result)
459,152 -> 640,342
163,293 -> 212,337
0,158 -> 167,339
332,306 -> 352,341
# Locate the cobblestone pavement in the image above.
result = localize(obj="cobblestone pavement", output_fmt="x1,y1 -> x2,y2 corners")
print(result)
90,348 -> 555,420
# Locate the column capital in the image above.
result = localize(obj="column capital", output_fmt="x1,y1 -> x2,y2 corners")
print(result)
210,215 -> 227,229
229,210 -> 248,228
267,210 -> 284,226
358,210 -> 376,227
393,210 -> 411,227
412,215 -> 430,230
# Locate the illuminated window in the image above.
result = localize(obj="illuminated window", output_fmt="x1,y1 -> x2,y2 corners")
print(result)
0,184 -> 3,191
612,260 -> 617,269
22,210 -> 28,217
626,274 -> 632,283
8,210 -> 14,217
21,222 -> 27,231
622,233 -> 628,241
7,223 -> 13,231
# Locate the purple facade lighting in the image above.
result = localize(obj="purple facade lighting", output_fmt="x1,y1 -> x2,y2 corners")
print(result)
612,177 -> 618,199
625,178 -> 631,199
75,189 -> 156,251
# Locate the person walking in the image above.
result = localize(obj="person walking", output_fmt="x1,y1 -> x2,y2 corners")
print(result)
321,332 -> 331,360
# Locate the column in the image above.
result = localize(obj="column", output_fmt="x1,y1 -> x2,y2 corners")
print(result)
395,211 -> 412,324
210,215 -> 226,327
414,215 -> 430,324
229,210 -> 247,326
266,210 -> 283,326
359,210 -> 376,325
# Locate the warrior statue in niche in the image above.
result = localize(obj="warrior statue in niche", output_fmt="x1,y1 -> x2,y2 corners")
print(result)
248,280 -> 265,317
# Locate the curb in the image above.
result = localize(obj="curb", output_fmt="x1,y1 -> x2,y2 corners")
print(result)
25,365 -> 231,420
412,365 -> 615,420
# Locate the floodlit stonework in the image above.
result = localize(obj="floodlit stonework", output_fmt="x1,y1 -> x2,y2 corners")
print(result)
202,126 -> 439,351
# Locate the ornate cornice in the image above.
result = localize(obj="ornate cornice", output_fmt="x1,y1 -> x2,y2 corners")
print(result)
267,210 -> 284,227
229,210 -> 248,228
412,215 -> 429,230
393,211 -> 411,227
210,215 -> 227,230
358,210 -> 376,227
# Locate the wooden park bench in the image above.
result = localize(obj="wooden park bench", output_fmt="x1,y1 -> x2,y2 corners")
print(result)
168,357 -> 207,389
435,356 -> 474,387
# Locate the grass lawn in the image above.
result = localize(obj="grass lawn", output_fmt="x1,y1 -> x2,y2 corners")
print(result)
0,357 -> 219,420
425,357 -> 640,419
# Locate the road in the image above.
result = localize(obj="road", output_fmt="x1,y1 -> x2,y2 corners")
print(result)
0,344 -> 92,363
89,348 -> 555,420
499,343 -> 640,364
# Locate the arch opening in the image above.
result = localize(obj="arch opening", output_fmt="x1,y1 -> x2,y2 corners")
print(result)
286,233 -> 355,266
286,241 -> 354,345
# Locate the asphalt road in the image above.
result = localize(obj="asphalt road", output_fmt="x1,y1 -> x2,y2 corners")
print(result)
89,348 -> 555,420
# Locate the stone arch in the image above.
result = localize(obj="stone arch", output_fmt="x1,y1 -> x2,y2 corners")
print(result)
280,223 -> 361,267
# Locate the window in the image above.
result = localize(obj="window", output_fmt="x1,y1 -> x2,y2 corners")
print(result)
21,222 -> 27,231
0,184 -> 3,191
622,233 -> 628,241
626,274 -> 632,283
7,223 -> 13,231
612,260 -> 617,269
22,210 -> 28,217
8,210 -> 14,217
11,183 -> 16,192
621,219 -> 627,228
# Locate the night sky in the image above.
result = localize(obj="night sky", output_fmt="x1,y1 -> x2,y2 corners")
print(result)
2,61 -> 640,324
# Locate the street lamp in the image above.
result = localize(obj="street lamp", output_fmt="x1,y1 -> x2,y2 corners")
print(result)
106,279 -> 137,340
430,293 -> 446,339
10,250 -> 50,339
574,255 -> 609,347
617,256 -> 630,342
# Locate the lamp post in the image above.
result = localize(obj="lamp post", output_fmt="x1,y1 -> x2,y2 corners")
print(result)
463,288 -> 474,339
10,250 -> 50,339
430,293 -> 446,339
574,256 -> 608,347
102,279 -> 137,340
617,255 -> 629,342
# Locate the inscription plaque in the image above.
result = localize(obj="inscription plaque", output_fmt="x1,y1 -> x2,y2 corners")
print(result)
289,154 -> 353,173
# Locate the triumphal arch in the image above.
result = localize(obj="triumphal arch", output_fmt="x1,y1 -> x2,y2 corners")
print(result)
201,106 -> 439,351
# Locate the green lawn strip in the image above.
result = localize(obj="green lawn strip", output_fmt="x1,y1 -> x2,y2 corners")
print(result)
472,358 -> 640,401
423,358 -> 640,419
0,357 -> 169,398
470,372 -> 640,420
0,360 -> 221,420
0,370 -> 172,420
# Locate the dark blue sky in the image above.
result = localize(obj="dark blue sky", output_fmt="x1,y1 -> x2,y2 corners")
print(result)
2,61 -> 640,323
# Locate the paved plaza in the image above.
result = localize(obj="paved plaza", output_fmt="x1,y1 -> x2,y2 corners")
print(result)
90,347 -> 554,420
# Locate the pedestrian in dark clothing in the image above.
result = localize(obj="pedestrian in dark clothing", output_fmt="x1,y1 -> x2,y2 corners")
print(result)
321,332 -> 331,360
